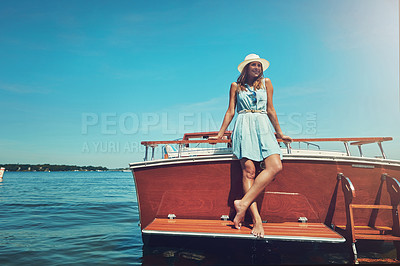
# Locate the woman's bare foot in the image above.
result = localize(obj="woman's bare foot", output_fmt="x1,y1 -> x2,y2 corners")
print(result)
233,200 -> 247,229
251,219 -> 264,238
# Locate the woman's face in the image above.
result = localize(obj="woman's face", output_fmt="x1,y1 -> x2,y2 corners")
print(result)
247,61 -> 262,78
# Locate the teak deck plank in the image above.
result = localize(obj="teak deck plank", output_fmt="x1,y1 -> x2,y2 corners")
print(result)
143,218 -> 345,243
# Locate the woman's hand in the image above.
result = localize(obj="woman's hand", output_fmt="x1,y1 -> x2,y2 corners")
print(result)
276,133 -> 293,143
208,135 -> 226,145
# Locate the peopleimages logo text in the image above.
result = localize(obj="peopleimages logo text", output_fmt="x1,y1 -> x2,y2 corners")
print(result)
81,111 -> 318,136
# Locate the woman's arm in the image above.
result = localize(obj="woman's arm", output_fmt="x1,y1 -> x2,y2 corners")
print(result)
215,82 -> 238,139
265,78 -> 292,142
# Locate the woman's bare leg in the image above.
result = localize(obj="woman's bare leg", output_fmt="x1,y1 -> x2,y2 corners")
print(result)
234,154 -> 282,231
240,158 -> 264,237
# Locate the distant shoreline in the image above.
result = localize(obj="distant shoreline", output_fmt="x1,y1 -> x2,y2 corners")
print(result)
0,164 -> 114,172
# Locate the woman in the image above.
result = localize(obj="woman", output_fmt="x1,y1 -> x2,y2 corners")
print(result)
212,53 -> 292,238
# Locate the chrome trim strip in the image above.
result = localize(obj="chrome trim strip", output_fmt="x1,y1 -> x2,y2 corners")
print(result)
130,153 -> 400,170
130,154 -> 235,169
352,164 -> 375,169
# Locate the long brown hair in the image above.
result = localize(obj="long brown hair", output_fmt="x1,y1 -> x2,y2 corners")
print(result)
236,64 -> 264,91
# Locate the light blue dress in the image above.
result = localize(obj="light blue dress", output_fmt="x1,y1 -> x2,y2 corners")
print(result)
232,80 -> 282,161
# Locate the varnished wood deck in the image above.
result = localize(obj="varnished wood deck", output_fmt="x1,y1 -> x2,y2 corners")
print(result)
143,218 -> 345,243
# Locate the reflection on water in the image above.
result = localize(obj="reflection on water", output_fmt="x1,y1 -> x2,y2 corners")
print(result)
141,235 -> 399,265
141,235 -> 341,265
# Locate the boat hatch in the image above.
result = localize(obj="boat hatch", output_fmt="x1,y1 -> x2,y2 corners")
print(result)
142,218 -> 345,243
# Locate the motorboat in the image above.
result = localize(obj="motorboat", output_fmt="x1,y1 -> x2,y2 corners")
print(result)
130,131 -> 400,263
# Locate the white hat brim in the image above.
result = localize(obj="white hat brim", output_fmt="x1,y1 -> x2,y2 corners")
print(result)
237,58 -> 269,73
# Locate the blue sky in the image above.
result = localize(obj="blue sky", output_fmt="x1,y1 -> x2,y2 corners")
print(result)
1,0 -> 399,169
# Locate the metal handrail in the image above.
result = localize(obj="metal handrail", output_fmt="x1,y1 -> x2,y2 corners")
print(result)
301,141 -> 321,150
141,136 -> 393,161
141,137 -> 392,147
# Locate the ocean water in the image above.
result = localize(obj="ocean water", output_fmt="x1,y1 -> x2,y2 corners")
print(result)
0,171 -> 398,265
0,171 -> 142,265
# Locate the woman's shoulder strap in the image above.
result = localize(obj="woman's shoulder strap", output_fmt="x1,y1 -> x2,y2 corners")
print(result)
261,78 -> 267,89
263,77 -> 271,88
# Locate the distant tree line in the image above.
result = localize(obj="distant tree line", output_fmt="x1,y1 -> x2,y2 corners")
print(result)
0,164 -> 108,172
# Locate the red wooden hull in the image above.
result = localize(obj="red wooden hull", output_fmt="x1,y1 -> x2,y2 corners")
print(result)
131,155 -> 400,232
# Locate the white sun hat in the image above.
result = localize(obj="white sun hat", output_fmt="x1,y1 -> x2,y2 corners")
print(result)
237,53 -> 270,73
